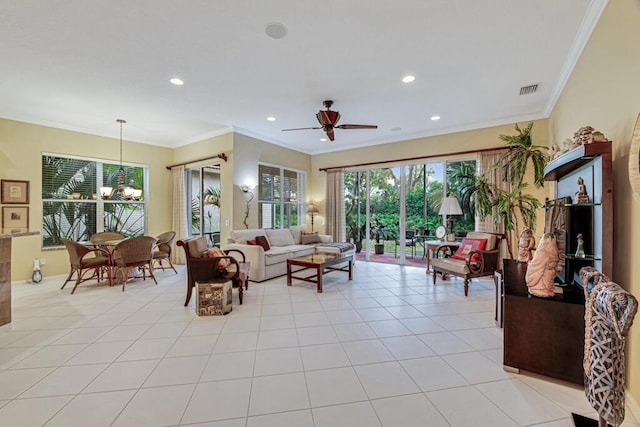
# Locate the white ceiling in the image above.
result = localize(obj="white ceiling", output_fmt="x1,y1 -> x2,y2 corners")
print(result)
0,0 -> 606,155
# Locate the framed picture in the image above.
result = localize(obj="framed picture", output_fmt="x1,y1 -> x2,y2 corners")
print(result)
1,180 -> 29,204
2,206 -> 29,233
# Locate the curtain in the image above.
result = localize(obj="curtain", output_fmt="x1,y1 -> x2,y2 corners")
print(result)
171,165 -> 188,264
475,150 -> 509,232
476,150 -> 510,263
325,169 -> 345,242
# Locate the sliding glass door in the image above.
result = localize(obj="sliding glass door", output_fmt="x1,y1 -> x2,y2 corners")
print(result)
344,158 -> 476,266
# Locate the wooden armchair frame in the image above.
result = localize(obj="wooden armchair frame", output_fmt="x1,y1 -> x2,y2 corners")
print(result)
177,237 -> 247,306
430,232 -> 504,296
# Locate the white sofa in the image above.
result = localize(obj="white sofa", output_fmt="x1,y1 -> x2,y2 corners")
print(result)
223,225 -> 355,282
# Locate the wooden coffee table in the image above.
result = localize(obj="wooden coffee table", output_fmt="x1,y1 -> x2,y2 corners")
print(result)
287,252 -> 353,293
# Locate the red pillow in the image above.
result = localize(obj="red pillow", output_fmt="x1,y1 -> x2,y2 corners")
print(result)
255,235 -> 271,251
246,238 -> 257,246
451,238 -> 487,260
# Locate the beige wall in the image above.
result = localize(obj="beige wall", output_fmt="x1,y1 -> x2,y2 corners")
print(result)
311,120 -> 550,237
0,118 -> 173,281
548,0 -> 640,404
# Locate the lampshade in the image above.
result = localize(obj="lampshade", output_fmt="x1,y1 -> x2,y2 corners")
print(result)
438,195 -> 462,216
307,204 -> 319,214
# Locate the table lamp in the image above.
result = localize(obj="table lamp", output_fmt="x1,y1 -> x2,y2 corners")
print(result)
438,195 -> 462,240
307,203 -> 319,232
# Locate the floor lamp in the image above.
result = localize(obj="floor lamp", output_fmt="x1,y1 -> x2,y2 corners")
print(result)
307,204 -> 319,232
439,195 -> 462,241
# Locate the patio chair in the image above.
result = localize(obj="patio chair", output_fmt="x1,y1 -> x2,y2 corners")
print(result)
111,236 -> 158,291
60,238 -> 112,294
153,231 -> 178,273
394,230 -> 417,258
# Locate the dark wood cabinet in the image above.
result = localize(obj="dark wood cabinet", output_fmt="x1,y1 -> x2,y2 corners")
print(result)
503,259 -> 585,384
502,142 -> 612,385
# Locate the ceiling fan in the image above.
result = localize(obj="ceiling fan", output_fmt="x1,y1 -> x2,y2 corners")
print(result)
282,100 -> 377,141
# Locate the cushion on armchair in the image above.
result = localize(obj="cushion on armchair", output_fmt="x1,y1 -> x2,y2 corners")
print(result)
451,238 -> 487,260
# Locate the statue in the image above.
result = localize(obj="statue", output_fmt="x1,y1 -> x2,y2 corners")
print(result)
575,233 -> 586,258
525,233 -> 559,298
517,227 -> 535,263
575,177 -> 589,204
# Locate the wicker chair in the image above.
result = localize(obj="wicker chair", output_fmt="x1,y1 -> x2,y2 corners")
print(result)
60,238 -> 112,294
153,231 -> 178,273
111,236 -> 158,291
177,236 -> 249,306
90,231 -> 125,247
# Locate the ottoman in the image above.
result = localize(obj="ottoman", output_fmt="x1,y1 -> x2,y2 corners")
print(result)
195,279 -> 233,315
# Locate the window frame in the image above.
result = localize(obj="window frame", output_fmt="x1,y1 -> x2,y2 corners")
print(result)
41,152 -> 148,248
257,163 -> 306,229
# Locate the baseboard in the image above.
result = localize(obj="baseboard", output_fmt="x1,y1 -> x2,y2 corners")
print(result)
627,389 -> 640,424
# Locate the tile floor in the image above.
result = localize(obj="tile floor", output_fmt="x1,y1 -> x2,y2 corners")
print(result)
0,262 -> 638,427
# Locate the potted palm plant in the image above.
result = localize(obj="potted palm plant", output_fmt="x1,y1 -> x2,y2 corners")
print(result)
471,122 -> 548,258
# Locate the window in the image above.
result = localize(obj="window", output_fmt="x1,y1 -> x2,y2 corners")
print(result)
258,164 -> 306,229
41,154 -> 147,248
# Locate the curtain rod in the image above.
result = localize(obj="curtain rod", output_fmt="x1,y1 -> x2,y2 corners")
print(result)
166,152 -> 228,170
318,146 -> 507,172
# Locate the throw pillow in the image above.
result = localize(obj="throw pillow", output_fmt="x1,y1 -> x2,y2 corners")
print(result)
450,238 -> 488,261
255,235 -> 271,251
202,247 -> 230,267
246,238 -> 257,246
265,228 -> 295,246
300,232 -> 322,244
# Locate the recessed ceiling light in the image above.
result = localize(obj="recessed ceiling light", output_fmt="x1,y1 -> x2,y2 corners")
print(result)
267,116 -> 276,121
430,115 -> 441,121
320,138 -> 327,142
265,23 -> 288,39
402,75 -> 415,83
170,78 -> 184,86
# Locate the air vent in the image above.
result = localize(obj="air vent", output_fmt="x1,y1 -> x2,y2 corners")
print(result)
519,84 -> 539,95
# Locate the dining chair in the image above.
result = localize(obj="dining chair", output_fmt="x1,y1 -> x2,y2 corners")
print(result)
394,230 -> 417,258
60,238 -> 112,294
153,231 -> 178,273
111,236 -> 158,291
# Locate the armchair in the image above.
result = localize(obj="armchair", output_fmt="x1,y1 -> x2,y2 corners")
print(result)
177,237 -> 248,306
60,238 -> 112,294
153,231 -> 178,273
429,232 -> 504,296
111,236 -> 158,291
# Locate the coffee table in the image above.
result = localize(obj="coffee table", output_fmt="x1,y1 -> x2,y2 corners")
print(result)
287,252 -> 353,293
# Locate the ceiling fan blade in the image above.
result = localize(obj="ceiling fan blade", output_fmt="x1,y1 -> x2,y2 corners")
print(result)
326,129 -> 335,141
281,126 -> 322,131
336,124 -> 378,130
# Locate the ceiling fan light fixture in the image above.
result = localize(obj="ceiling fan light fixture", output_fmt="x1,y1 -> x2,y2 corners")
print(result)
320,138 -> 327,142
402,75 -> 415,83
170,78 -> 184,86
267,116 -> 276,121
430,115 -> 441,121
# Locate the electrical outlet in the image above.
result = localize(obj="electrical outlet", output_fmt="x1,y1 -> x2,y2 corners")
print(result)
39,258 -> 46,265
